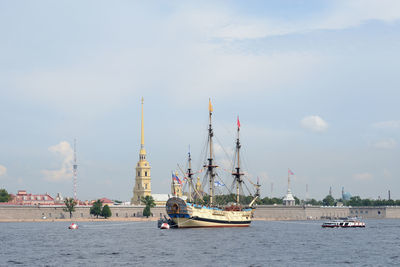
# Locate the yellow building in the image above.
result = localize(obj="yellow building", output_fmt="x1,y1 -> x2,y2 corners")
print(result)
131,98 -> 151,205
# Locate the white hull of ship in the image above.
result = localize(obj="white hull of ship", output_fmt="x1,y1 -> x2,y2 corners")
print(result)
170,205 -> 253,228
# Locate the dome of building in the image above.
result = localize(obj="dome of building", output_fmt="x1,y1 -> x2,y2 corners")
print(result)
342,192 -> 352,201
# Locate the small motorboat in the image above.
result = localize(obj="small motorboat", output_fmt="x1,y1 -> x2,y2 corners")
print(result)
160,222 -> 170,229
157,215 -> 176,229
68,223 -> 78,229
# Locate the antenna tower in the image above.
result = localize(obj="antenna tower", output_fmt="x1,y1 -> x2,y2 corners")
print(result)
306,184 -> 309,200
73,138 -> 78,201
270,182 -> 273,197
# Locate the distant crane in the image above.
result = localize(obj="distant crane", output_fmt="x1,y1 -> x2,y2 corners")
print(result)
73,138 -> 78,202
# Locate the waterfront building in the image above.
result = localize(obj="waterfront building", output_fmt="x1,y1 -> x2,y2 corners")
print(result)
97,197 -> 114,206
6,190 -> 55,205
152,194 -> 170,206
54,193 -> 64,204
131,98 -> 152,205
283,170 -> 295,206
342,187 -> 352,201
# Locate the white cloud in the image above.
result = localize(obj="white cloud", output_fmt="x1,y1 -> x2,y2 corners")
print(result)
301,115 -> 329,132
372,120 -> 400,129
212,0 -> 400,40
353,172 -> 373,181
42,141 -> 74,182
0,165 -> 7,177
373,138 -> 397,149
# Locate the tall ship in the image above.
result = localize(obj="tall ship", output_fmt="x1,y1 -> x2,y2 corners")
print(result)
166,100 -> 259,228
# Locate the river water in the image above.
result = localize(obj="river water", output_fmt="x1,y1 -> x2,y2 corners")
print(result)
1,219 -> 399,266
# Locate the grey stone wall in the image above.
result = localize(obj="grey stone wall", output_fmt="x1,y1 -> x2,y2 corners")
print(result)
254,205 -> 349,220
385,207 -> 400,218
349,207 -> 386,219
0,205 -> 168,220
1,205 -> 400,221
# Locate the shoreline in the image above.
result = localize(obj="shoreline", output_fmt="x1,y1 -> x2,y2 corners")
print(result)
0,217 -> 160,223
0,217 -> 317,223
1,217 -> 398,223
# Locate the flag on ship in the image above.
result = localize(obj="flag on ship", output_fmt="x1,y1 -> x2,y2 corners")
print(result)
172,173 -> 182,185
214,181 -> 225,187
288,169 -> 294,175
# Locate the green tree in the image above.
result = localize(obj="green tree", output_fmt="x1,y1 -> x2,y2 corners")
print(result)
322,195 -> 335,206
90,199 -> 103,218
0,189 -> 11,202
348,196 -> 362,206
63,197 -> 77,218
141,195 -> 155,218
305,198 -> 321,206
101,204 -> 112,219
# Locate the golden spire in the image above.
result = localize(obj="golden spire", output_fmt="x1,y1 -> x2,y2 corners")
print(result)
139,97 -> 146,158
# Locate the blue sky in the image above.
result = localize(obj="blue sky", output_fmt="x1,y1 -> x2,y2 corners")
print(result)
0,0 -> 399,201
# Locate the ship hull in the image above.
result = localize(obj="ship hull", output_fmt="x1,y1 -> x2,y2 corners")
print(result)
172,216 -> 251,228
166,197 -> 253,228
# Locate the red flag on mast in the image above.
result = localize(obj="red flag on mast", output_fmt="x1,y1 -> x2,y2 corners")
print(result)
237,116 -> 241,129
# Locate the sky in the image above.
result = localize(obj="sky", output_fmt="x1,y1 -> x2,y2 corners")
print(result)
0,0 -> 399,201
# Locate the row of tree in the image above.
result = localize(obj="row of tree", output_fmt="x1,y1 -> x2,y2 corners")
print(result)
315,195 -> 400,207
65,196 -> 155,218
201,192 -> 400,207
63,197 -> 112,219
0,189 -> 11,202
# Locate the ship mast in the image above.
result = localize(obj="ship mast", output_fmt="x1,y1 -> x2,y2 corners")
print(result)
187,148 -> 193,203
232,116 -> 243,205
206,99 -> 217,206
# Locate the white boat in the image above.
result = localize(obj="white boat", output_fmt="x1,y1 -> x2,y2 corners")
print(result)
166,100 -> 258,228
322,219 -> 366,228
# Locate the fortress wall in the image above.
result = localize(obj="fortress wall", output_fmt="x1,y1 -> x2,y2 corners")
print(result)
349,207 -> 386,219
304,206 -> 349,220
0,205 -> 168,220
254,206 -> 307,220
383,207 -> 400,218
254,206 -> 350,220
110,206 -> 167,218
1,205 -> 398,221
0,206 -> 73,220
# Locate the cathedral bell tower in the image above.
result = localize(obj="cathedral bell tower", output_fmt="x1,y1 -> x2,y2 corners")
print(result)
131,97 -> 151,205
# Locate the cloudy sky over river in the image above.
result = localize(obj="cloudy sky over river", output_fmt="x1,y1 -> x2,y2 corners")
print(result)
1,0 -> 399,201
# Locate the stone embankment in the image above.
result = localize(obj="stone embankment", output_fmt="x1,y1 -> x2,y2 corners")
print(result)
1,205 -> 400,222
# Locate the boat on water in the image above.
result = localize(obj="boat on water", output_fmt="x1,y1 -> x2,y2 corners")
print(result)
322,218 -> 366,228
166,100 -> 259,228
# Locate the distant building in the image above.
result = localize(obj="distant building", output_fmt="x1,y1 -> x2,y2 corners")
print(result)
6,190 -> 55,205
152,194 -> 170,206
98,197 -> 114,206
54,193 -> 64,204
131,98 -> 151,205
283,190 -> 295,206
342,187 -> 352,201
283,171 -> 295,206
